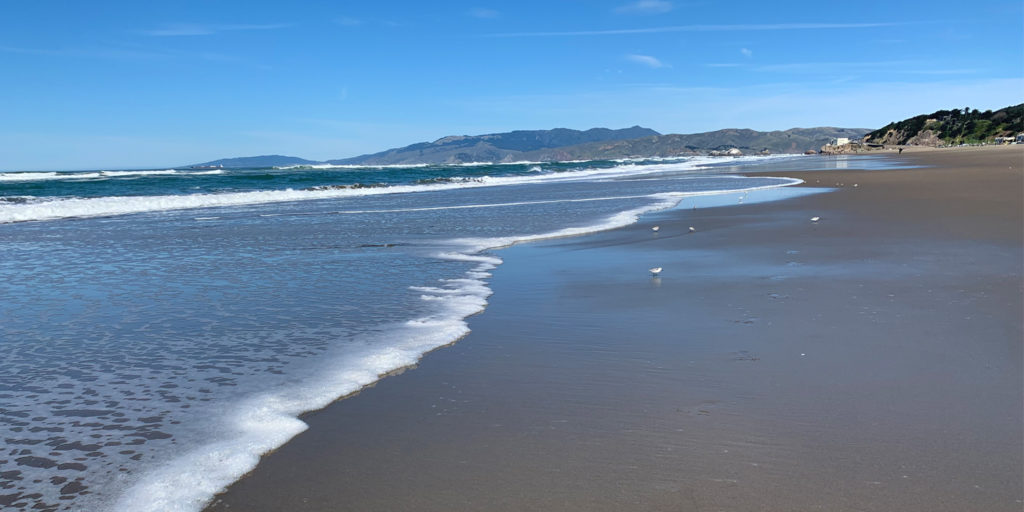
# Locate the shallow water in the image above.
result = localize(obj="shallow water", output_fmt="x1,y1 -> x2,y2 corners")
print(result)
0,154 -> 876,511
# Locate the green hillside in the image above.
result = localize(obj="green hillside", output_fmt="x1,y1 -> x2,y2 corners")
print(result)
865,104 -> 1023,146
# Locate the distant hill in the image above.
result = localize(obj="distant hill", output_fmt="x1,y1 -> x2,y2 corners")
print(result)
864,104 -> 1023,146
189,125 -> 874,168
186,155 -> 319,168
327,126 -> 661,165
519,127 -> 870,161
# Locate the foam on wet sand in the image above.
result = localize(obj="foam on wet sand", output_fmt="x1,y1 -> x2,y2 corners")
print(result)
205,146 -> 1023,512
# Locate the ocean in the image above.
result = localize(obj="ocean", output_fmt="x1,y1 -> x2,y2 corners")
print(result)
0,154 -> 903,511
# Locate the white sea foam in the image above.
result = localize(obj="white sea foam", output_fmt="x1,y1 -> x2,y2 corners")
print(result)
444,178 -> 804,254
0,172 -> 61,182
112,261 -> 493,512
108,172 -> 804,512
0,172 -> 90,182
274,163 -> 432,170
0,169 -> 233,183
0,170 -> 190,182
100,170 -> 179,177
273,160 -> 567,170
1,157 -> 742,224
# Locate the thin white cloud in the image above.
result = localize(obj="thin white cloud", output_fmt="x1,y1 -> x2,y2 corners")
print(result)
615,1 -> 673,14
754,60 -> 980,76
469,8 -> 500,19
705,63 -> 741,68
0,45 -> 169,60
627,54 -> 668,68
335,17 -> 363,27
488,22 -> 907,37
447,77 -> 1023,138
141,23 -> 290,36
740,47 -> 753,57
756,60 -> 915,72
0,44 -> 264,67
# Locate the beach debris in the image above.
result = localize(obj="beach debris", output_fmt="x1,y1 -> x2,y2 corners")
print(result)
810,216 -> 821,222
733,350 -> 760,361
853,183 -> 859,187
688,226 -> 696,233
652,225 -> 660,232
649,267 -> 663,276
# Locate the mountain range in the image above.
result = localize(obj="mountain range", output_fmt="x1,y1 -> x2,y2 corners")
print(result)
188,126 -> 871,168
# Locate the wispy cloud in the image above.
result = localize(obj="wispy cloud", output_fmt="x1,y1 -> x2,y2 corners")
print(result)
448,77 -> 1023,139
335,17 -> 363,27
488,22 -> 907,38
614,1 -> 673,14
740,47 -> 753,58
0,44 -> 170,60
141,23 -> 290,37
627,54 -> 669,68
469,8 -> 500,19
754,60 -> 980,76
705,63 -> 741,68
0,44 -> 265,67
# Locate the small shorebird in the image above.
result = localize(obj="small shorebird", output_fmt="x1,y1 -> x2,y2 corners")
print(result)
810,216 -> 821,222
649,267 -> 662,276
688,226 -> 696,233
652,225 -> 660,232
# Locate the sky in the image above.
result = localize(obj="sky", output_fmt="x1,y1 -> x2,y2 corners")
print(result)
1,1 -> 1022,170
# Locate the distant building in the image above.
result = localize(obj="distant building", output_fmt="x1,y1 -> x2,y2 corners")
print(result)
829,137 -> 851,146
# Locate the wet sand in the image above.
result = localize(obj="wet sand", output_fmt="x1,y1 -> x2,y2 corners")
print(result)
205,145 -> 1022,511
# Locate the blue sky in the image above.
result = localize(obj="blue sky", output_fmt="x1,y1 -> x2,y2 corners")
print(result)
1,1 -> 1021,170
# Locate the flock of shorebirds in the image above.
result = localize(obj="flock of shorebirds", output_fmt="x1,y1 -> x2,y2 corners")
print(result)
647,215 -> 821,277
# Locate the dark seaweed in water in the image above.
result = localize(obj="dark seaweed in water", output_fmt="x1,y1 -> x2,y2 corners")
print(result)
0,196 -> 33,204
415,177 -> 485,185
303,183 -> 389,191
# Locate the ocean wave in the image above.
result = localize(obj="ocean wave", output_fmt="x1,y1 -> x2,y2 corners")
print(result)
105,174 -> 804,512
0,158 -> 705,223
445,178 -> 805,254
0,170 -> 184,183
274,163 -> 433,170
113,262 -> 494,512
0,169 -> 238,184
0,155 -> 796,224
273,160 -> 556,170
0,172 -> 67,182
100,170 -> 179,177
0,195 -> 39,204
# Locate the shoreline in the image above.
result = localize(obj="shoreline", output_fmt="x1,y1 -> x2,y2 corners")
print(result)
205,145 -> 1022,511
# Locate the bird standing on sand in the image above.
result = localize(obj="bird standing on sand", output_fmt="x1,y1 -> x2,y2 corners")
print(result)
810,216 -> 821,222
652,226 -> 660,232
688,226 -> 696,233
649,267 -> 662,276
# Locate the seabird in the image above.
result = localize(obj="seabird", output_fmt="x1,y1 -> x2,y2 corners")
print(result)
652,225 -> 660,232
810,216 -> 821,222
688,226 -> 696,233
649,267 -> 663,276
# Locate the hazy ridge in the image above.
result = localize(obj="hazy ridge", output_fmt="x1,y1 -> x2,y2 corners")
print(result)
191,126 -> 871,168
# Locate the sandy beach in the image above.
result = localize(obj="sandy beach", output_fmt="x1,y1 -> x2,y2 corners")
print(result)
205,145 -> 1023,511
